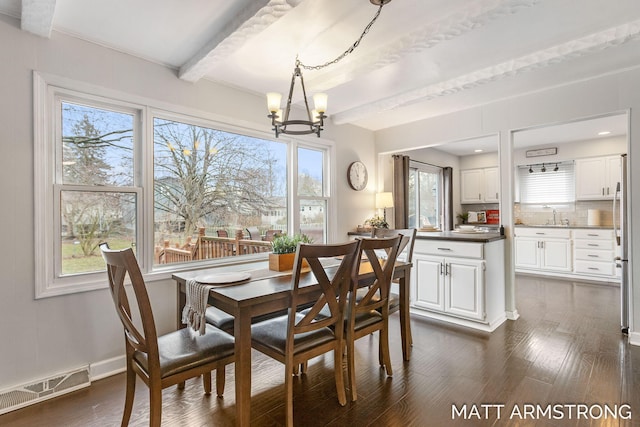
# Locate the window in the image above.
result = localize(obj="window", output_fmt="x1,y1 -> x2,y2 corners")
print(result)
297,147 -> 328,243
517,161 -> 575,206
34,73 -> 333,297
408,163 -> 443,229
152,115 -> 288,266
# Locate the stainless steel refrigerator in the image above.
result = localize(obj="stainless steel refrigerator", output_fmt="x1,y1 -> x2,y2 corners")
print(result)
614,153 -> 629,334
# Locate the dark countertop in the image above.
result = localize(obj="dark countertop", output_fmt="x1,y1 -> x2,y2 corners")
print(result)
415,231 -> 505,243
514,224 -> 613,230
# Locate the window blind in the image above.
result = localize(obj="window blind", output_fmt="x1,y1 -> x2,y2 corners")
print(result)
518,162 -> 575,204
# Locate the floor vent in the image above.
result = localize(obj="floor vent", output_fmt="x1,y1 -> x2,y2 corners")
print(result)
0,367 -> 90,415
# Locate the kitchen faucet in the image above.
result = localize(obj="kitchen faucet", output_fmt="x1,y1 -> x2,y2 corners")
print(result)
553,209 -> 557,225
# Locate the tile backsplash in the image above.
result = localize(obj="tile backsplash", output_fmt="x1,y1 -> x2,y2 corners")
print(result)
514,200 -> 616,227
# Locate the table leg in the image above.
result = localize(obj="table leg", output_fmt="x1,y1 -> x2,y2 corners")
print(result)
399,272 -> 412,361
234,308 -> 252,426
176,282 -> 186,330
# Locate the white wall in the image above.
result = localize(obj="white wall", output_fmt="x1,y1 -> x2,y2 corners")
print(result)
375,67 -> 639,338
0,14 -> 375,389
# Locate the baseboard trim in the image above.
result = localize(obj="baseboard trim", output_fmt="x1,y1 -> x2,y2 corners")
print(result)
89,355 -> 126,381
627,331 -> 640,347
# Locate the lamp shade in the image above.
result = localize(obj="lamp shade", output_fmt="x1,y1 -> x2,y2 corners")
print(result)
375,192 -> 394,209
266,92 -> 282,112
313,93 -> 328,113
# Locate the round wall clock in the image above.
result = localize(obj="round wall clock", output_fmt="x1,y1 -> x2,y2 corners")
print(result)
347,161 -> 368,191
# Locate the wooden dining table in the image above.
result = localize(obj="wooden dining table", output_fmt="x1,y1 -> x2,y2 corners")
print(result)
172,259 -> 412,427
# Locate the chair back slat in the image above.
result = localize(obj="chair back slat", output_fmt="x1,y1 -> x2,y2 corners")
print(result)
100,244 -> 159,361
352,236 -> 402,316
288,241 -> 361,339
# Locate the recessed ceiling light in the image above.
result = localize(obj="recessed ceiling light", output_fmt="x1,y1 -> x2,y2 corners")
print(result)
598,131 -> 611,136
474,149 -> 483,153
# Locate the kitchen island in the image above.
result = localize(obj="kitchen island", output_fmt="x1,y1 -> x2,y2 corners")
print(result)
411,230 -> 506,332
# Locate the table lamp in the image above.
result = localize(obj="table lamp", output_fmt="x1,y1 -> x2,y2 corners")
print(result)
375,192 -> 394,222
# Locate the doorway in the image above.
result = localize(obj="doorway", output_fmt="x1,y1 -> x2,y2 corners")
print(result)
509,111 -> 631,332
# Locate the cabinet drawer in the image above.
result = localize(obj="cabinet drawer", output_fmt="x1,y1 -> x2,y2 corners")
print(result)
414,240 -> 483,259
574,260 -> 615,276
574,239 -> 614,250
573,229 -> 614,240
574,248 -> 614,261
514,228 -> 571,238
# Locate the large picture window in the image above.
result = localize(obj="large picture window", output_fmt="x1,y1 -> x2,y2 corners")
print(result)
34,73 -> 333,297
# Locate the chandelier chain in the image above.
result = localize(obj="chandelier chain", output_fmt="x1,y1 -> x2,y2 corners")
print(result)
298,4 -> 384,71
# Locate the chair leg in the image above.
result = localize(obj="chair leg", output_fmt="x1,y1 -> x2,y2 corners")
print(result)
215,363 -> 226,397
284,362 -> 295,427
345,338 -> 356,402
149,380 -> 162,427
203,372 -> 212,395
121,367 -> 136,427
380,327 -> 393,377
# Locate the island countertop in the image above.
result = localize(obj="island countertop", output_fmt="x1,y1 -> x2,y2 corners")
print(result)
415,230 -> 505,243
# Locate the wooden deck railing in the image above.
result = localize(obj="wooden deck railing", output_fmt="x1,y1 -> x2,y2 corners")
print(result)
157,227 -> 272,264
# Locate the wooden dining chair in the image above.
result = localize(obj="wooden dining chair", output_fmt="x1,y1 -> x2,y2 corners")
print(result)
249,240 -> 361,427
245,226 -> 261,240
371,228 -> 417,346
346,235 -> 402,401
99,243 -> 235,427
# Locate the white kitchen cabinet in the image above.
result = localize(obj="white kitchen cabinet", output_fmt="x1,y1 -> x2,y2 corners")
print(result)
514,228 -> 572,273
460,167 -> 499,204
411,236 -> 505,332
483,167 -> 500,203
573,229 -> 617,278
414,254 -> 484,320
576,155 -> 621,200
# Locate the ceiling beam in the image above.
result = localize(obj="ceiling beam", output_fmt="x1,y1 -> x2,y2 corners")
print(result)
179,0 -> 305,83
21,0 -> 56,38
332,19 -> 640,125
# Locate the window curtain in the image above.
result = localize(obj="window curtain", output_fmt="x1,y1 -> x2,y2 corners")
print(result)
442,167 -> 453,230
392,155 -> 410,228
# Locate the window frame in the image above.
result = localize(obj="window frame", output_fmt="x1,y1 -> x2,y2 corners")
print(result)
34,72 -> 336,298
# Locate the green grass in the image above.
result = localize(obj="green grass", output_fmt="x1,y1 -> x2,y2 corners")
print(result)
61,237 -> 134,275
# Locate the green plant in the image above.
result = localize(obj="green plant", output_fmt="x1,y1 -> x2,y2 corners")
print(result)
364,215 -> 389,229
270,233 -> 313,254
457,212 -> 469,224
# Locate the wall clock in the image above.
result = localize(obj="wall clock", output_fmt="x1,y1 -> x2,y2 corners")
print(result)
347,161 -> 368,191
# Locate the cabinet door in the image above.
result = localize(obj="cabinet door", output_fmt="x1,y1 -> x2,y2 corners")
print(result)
514,237 -> 540,269
605,155 -> 621,198
413,254 -> 445,312
446,259 -> 485,320
576,157 -> 606,200
540,239 -> 572,272
460,169 -> 483,204
483,167 -> 499,203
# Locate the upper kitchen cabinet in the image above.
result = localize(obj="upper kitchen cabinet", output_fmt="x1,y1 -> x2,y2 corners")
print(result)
461,167 -> 499,204
576,155 -> 621,200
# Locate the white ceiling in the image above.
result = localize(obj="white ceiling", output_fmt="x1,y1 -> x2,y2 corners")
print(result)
2,0 -> 640,138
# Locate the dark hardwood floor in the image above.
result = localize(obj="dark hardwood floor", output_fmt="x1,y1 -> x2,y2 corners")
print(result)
2,275 -> 639,426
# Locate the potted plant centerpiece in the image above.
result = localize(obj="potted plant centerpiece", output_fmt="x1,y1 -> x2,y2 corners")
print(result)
364,214 -> 389,230
268,233 -> 313,271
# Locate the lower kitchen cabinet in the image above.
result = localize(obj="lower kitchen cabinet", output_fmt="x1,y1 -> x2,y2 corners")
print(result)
514,227 -> 618,282
514,237 -> 572,272
414,255 -> 484,320
411,237 -> 506,332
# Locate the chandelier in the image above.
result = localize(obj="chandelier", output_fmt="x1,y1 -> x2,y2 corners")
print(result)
267,0 -> 392,137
